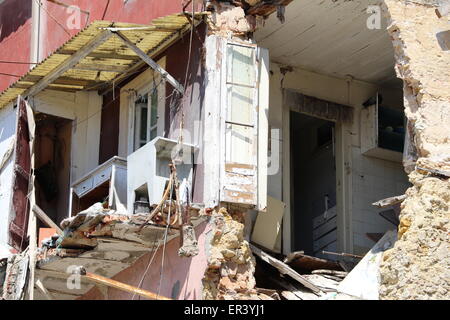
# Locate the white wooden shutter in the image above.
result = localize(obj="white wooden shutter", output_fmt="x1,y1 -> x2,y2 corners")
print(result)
219,41 -> 269,211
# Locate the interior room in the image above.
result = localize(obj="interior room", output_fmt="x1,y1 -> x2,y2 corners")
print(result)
290,112 -> 337,257
34,113 -> 72,225
254,0 -> 411,255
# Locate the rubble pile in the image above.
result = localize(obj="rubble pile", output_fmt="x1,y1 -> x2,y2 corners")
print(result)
379,0 -> 450,300
202,208 -> 261,300
380,173 -> 450,299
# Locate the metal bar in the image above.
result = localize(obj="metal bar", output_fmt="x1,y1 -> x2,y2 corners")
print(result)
321,250 -> 363,259
23,30 -> 113,98
83,271 -> 171,300
225,120 -> 254,128
226,81 -> 256,89
113,31 -> 185,95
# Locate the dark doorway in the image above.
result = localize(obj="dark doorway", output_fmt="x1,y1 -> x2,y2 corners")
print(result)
34,114 -> 72,225
290,112 -> 337,258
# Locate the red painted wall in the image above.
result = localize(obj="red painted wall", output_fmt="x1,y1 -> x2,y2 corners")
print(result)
0,0 -> 203,93
0,0 -> 32,93
41,0 -> 203,64
78,222 -> 210,300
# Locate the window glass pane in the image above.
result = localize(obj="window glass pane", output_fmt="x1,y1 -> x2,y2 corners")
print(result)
140,107 -> 148,141
134,94 -> 148,150
151,90 -> 158,127
227,44 -> 255,86
225,123 -> 253,165
227,85 -> 254,126
150,128 -> 157,141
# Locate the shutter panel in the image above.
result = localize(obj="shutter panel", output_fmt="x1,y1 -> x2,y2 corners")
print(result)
219,42 -> 268,211
8,97 -> 34,250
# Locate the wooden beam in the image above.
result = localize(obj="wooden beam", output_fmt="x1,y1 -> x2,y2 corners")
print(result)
250,244 -> 322,294
24,75 -> 102,87
32,205 -> 63,235
23,30 -> 113,98
73,63 -> 128,73
58,50 -> 138,61
113,31 -> 185,94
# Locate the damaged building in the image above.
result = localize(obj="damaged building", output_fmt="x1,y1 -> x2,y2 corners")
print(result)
0,0 -> 448,300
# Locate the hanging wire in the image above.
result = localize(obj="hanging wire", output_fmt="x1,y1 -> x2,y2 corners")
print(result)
157,172 -> 174,299
33,0 -> 72,37
131,231 -> 160,300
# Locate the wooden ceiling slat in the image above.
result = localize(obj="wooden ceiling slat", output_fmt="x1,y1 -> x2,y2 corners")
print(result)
0,12 -> 205,108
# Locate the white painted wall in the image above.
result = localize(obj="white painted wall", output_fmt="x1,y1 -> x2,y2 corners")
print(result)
32,90 -> 102,182
351,148 -> 409,254
0,103 -> 17,249
268,63 -> 408,255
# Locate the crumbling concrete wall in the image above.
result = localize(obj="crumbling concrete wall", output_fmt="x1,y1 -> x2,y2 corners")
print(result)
202,208 -> 258,300
205,2 -> 262,37
379,0 -> 450,300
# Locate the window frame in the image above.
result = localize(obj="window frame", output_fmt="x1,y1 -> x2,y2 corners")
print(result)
121,65 -> 166,156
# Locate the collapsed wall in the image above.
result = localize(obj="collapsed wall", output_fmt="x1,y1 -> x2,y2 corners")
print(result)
380,0 -> 450,299
201,2 -> 263,300
202,208 -> 258,300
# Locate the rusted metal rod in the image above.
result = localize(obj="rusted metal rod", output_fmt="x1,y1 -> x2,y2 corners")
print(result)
322,250 -> 363,259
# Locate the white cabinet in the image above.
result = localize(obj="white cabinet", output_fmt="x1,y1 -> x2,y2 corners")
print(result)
69,156 -> 127,215
360,103 -> 405,163
127,137 -> 197,214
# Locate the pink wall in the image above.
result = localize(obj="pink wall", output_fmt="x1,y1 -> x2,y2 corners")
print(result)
41,0 -> 203,63
0,0 -> 203,93
0,0 -> 32,92
79,222 -> 210,300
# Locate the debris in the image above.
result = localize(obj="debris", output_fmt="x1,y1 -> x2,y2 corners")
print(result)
281,290 -> 299,300
337,230 -> 397,300
372,194 -> 406,208
0,258 -> 7,297
311,269 -> 348,278
250,244 -> 322,294
178,224 -> 199,257
2,252 -> 29,300
303,274 -> 340,291
256,287 -> 280,300
203,208 -> 257,300
321,251 -> 363,259
284,251 -> 343,271
274,277 -> 320,300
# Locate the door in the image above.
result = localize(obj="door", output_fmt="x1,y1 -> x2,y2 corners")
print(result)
8,96 -> 34,251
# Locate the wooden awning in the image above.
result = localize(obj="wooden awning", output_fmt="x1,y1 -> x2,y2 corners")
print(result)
0,12 -> 205,109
